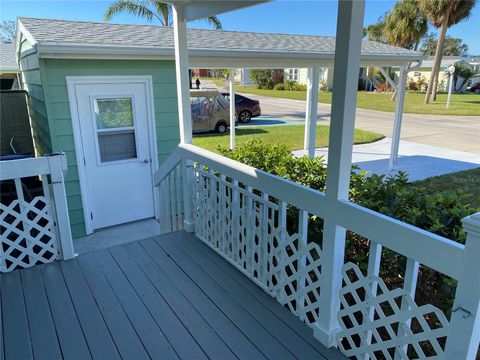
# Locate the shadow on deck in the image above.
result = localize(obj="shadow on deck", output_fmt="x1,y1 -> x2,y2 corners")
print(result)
1,231 -> 345,360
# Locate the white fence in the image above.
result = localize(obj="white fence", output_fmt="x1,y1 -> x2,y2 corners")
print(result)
0,154 -> 75,272
155,143 -> 480,360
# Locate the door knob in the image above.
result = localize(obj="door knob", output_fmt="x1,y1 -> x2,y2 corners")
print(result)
143,159 -> 150,164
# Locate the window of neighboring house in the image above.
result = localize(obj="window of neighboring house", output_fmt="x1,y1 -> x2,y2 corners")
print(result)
286,68 -> 299,81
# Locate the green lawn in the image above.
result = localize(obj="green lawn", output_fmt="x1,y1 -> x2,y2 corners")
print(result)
236,86 -> 480,116
410,167 -> 480,209
192,125 -> 383,152
199,77 -> 226,88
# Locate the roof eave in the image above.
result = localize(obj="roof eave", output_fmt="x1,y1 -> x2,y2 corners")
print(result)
36,43 -> 424,68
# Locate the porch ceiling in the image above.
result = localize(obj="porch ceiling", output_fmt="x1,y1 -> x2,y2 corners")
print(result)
18,17 -> 424,68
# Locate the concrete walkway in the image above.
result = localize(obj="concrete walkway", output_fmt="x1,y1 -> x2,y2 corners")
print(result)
293,138 -> 480,181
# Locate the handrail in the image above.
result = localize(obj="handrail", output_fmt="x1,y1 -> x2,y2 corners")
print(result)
154,146 -> 183,185
337,199 -> 464,279
177,143 -> 327,217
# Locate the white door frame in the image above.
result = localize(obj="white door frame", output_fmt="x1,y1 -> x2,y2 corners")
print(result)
66,75 -> 159,235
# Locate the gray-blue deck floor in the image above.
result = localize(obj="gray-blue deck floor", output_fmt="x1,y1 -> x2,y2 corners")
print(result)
1,231 -> 345,360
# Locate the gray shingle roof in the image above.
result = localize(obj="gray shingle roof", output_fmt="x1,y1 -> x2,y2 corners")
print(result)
19,17 -> 422,60
0,42 -> 18,71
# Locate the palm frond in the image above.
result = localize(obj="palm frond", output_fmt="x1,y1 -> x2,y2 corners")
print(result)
104,0 -> 162,24
154,1 -> 172,26
206,15 -> 222,30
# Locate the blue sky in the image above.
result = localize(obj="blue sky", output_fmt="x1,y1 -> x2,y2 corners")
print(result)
2,0 -> 480,54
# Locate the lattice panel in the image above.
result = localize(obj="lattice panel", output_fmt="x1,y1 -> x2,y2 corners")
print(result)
192,165 -> 325,328
336,263 -> 450,359
269,228 -> 324,326
0,196 -> 58,272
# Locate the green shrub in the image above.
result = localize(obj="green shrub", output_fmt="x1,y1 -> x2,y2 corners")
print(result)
283,80 -> 307,91
274,83 -> 285,91
219,140 -> 478,314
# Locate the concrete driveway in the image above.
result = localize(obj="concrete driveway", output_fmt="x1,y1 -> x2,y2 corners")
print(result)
238,93 -> 480,156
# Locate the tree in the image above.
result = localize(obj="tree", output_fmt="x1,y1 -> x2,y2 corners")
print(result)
452,62 -> 477,91
104,0 -> 222,29
249,69 -> 283,90
420,33 -> 469,56
0,20 -> 16,42
419,0 -> 477,103
383,0 -> 428,50
364,0 -> 427,50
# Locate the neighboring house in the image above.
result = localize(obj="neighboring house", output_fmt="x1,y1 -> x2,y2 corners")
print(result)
15,17 -> 421,239
285,67 -> 334,89
407,56 -> 472,92
235,68 -> 252,85
0,42 -> 20,90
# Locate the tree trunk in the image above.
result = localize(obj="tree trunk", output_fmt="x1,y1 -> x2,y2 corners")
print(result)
432,70 -> 440,101
424,17 -> 449,104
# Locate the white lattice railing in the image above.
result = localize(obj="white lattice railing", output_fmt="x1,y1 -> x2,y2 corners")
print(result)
0,154 -> 75,272
154,144 -> 480,360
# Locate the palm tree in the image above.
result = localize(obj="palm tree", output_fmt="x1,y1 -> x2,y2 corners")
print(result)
104,0 -> 222,29
419,0 -> 477,103
383,0 -> 428,51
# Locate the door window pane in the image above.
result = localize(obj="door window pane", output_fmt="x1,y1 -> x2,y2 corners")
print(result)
98,131 -> 137,162
95,98 -> 134,129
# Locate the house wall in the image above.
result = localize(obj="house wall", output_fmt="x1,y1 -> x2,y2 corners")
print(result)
40,59 -> 180,238
18,36 -> 53,156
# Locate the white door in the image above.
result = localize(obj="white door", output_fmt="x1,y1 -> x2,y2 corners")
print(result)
73,81 -> 155,230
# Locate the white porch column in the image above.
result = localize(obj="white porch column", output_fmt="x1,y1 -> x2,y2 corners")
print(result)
172,5 -> 194,232
229,68 -> 236,150
314,0 -> 365,347
388,65 -> 407,169
304,67 -> 320,158
172,5 -> 192,145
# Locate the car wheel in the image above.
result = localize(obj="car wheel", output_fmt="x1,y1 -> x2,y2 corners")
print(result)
474,89 -> 480,94
239,110 -> 252,123
216,122 -> 227,133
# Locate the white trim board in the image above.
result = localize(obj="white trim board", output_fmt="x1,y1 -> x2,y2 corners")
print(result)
66,75 -> 159,235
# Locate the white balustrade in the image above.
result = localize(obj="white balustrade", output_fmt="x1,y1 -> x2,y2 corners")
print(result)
0,154 -> 74,272
154,143 -> 480,359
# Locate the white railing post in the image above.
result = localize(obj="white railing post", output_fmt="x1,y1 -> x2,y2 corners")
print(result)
389,65 -> 407,169
444,212 -> 480,359
314,0 -> 365,347
47,154 -> 75,260
229,68 -> 236,150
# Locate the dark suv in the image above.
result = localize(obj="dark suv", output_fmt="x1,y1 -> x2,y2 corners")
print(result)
221,93 -> 261,123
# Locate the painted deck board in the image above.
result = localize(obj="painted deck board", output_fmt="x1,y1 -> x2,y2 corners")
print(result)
138,238 -> 267,359
124,241 -> 239,359
181,232 -> 347,360
76,255 -> 151,360
41,262 -> 92,360
173,234 -> 329,360
1,271 -> 33,360
156,236 -> 297,360
59,259 -> 121,360
20,267 -> 62,360
1,231 -> 344,360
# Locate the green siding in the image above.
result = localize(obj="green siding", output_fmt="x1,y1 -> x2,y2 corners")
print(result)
41,59 -> 180,238
18,42 -> 53,156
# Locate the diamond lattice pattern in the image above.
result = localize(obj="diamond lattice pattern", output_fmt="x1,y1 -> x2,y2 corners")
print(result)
192,167 -> 324,327
336,263 -> 450,359
0,196 -> 58,272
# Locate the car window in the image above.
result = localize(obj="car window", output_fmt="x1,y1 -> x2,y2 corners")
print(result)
190,96 -> 213,122
215,95 -> 230,109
